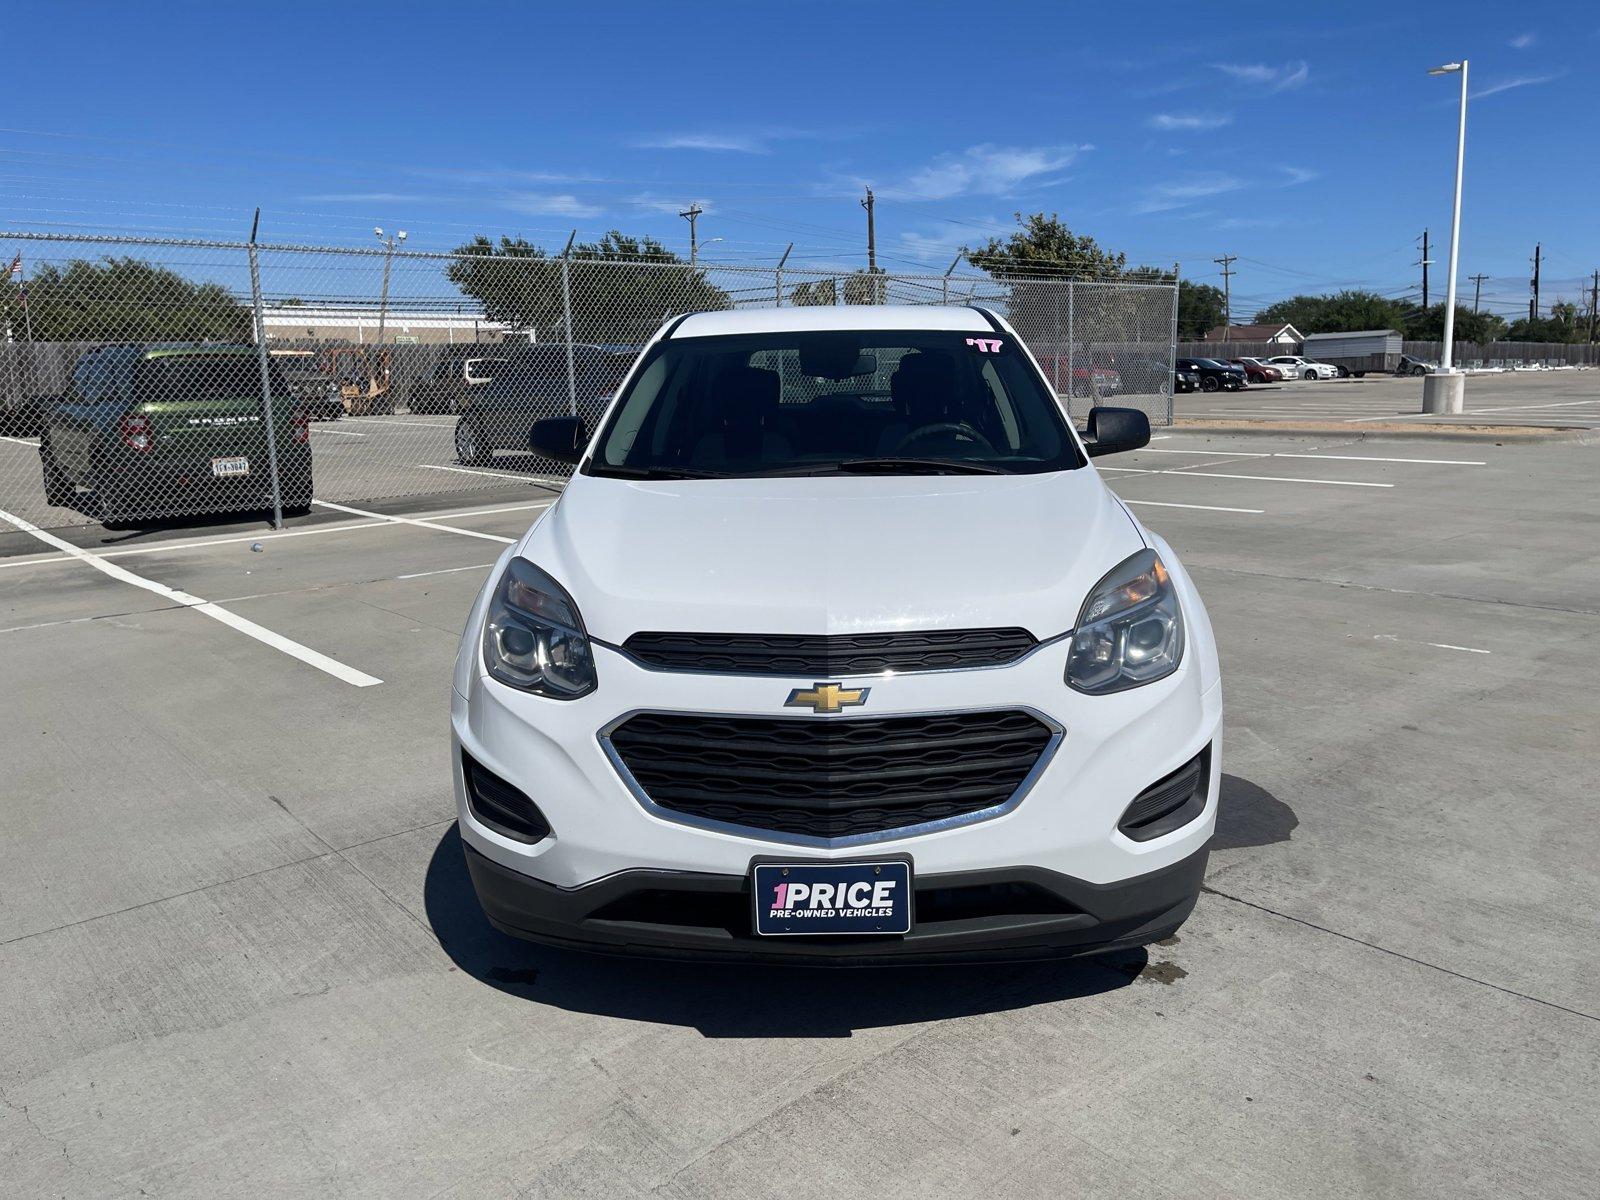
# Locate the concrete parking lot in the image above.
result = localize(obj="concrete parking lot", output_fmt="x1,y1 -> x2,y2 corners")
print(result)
2,427 -> 1598,1198
1179,368 -> 1599,430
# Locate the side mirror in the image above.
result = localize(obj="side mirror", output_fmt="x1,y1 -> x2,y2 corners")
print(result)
1084,406 -> 1151,457
529,415 -> 588,463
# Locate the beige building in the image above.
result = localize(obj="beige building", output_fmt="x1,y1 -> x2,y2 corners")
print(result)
261,304 -> 525,346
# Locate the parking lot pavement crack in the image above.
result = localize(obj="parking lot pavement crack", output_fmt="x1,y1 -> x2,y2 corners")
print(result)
1192,563 -> 1600,618
1201,885 -> 1600,1024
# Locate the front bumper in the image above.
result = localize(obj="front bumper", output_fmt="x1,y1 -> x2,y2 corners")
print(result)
465,839 -> 1209,964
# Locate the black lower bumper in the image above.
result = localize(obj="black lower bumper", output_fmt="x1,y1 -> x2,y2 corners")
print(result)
463,840 -> 1209,965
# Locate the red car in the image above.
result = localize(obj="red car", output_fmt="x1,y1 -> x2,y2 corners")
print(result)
1230,357 -> 1284,383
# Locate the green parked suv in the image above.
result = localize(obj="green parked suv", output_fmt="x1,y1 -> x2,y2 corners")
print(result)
39,345 -> 314,524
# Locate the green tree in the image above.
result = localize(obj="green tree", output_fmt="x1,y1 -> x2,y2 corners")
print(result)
1,257 -> 250,342
1253,290 -> 1410,334
964,212 -> 1127,279
446,231 -> 732,345
788,270 -> 885,307
1401,303 -> 1507,343
1176,281 -> 1227,340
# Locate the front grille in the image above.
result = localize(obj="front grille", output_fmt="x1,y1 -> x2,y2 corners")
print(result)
620,628 -> 1037,676
605,709 -> 1055,841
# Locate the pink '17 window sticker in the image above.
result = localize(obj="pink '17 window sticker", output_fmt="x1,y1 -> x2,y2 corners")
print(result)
965,337 -> 1003,353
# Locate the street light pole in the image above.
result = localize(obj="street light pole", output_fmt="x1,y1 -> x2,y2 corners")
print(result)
1423,60 -> 1467,414
373,226 -> 406,347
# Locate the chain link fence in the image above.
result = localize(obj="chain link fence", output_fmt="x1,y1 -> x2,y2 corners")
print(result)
0,231 -> 1176,533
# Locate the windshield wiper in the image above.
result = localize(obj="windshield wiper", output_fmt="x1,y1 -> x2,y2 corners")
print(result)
589,464 -> 731,480
832,457 -> 1004,476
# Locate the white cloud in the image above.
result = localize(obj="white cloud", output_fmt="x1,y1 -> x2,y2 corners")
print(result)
898,226 -> 979,264
881,144 -> 1090,200
1134,173 -> 1247,214
1147,112 -> 1233,132
497,192 -> 601,218
303,192 -> 448,204
1508,31 -> 1537,49
1470,70 -> 1567,99
1215,60 -> 1310,91
632,132 -> 770,153
1280,166 -> 1319,186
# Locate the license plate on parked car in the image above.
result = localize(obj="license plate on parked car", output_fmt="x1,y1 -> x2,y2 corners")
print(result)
752,860 -> 912,936
211,456 -> 250,478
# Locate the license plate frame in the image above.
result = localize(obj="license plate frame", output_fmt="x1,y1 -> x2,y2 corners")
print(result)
211,456 -> 250,478
751,859 -> 913,937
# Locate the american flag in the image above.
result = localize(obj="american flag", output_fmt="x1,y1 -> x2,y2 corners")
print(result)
7,254 -> 20,280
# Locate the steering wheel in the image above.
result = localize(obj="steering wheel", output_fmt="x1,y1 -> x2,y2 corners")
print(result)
894,421 -> 996,456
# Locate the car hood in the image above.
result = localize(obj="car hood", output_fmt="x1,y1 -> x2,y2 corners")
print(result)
519,468 -> 1145,642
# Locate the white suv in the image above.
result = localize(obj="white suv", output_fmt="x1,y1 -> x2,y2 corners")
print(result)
452,306 -> 1221,963
1266,354 -> 1339,380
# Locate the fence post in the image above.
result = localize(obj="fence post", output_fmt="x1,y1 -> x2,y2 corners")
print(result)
1167,263 -> 1180,425
834,276 -> 842,306
246,210 -> 284,530
560,229 -> 577,417
775,243 -> 791,307
1066,281 -> 1076,420
1052,283 -> 1062,400
943,254 -> 961,304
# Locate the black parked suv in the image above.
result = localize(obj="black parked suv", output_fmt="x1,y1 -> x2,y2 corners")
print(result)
1175,357 -> 1247,393
408,346 -> 511,415
454,344 -> 632,465
40,345 -> 312,523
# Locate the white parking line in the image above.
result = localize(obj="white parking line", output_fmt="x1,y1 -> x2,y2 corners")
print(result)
1121,499 -> 1264,515
419,463 -> 569,488
1140,448 -> 1485,466
0,506 -> 382,687
1099,466 -> 1394,488
344,416 -> 457,430
396,562 -> 497,581
313,499 -> 517,543
0,500 -> 556,572
309,426 -> 367,437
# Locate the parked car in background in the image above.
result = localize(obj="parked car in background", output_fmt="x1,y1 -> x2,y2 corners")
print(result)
270,349 -> 343,421
1229,356 -> 1284,383
1266,354 -> 1338,381
1174,363 -> 1200,393
39,345 -> 312,524
408,346 -> 512,415
1397,353 -> 1436,377
455,344 -> 633,466
1176,357 -> 1247,392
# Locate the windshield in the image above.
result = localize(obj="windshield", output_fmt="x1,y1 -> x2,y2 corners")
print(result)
588,330 -> 1082,478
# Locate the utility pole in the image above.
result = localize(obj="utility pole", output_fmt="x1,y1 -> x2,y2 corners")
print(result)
861,187 -> 877,274
1468,273 -> 1489,313
679,202 -> 703,266
1589,269 -> 1599,344
1417,229 -> 1431,309
1529,242 -> 1541,320
1213,254 -> 1236,332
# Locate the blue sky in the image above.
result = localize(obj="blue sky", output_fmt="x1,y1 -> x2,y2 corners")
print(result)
3,0 -> 1594,320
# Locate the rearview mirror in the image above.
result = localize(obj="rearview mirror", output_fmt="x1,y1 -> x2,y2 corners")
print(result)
1084,407 -> 1151,457
530,416 -> 588,463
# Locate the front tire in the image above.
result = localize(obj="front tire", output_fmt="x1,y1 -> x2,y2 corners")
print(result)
1200,376 -> 1220,393
455,417 -> 489,466
40,439 -> 72,506
1302,369 -> 1316,380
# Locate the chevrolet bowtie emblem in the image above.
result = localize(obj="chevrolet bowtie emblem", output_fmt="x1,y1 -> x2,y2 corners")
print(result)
784,682 -> 870,715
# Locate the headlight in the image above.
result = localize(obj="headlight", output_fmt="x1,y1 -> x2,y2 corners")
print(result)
482,558 -> 597,699
1066,549 -> 1184,694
